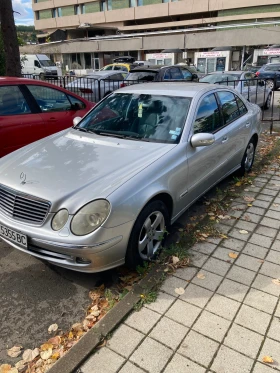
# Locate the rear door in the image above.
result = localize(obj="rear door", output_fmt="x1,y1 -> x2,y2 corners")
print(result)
26,84 -> 88,136
0,85 -> 45,157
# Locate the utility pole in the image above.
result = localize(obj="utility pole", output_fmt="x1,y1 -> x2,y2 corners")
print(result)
0,0 -> 21,76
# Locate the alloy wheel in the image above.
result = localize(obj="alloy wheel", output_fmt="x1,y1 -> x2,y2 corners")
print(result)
244,143 -> 255,172
138,211 -> 165,260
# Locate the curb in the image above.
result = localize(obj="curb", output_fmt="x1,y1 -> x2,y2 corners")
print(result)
49,265 -> 163,373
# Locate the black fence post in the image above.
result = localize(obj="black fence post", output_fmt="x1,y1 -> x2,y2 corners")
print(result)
98,80 -> 101,102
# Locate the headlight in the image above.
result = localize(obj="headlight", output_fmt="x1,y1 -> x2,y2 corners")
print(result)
51,209 -> 69,231
71,200 -> 110,236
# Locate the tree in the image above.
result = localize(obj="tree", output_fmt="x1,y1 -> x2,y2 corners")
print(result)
0,0 -> 21,76
0,33 -> 5,76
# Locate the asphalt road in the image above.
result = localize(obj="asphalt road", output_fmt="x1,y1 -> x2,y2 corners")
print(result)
0,238 -> 118,364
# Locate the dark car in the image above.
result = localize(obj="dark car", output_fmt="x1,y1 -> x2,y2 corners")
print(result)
244,65 -> 262,74
255,63 -> 280,90
124,65 -> 199,83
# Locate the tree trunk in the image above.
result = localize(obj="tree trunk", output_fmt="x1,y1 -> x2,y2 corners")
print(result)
0,0 -> 21,77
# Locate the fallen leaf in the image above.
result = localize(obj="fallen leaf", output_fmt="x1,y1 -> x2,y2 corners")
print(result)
163,268 -> 169,272
247,204 -> 253,207
220,234 -> 228,239
208,212 -> 215,216
273,204 -> 279,207
0,365 -> 12,373
229,252 -> 238,259
178,228 -> 184,232
175,287 -> 185,295
71,323 -> 83,332
22,348 -> 39,362
48,324 -> 58,333
15,361 -> 26,371
197,273 -> 206,280
262,356 -> 274,364
244,196 -> 255,202
40,343 -> 53,351
172,256 -> 180,265
68,331 -> 74,339
51,352 -> 60,360
40,348 -> 53,360
244,215 -> 251,222
201,233 -> 208,238
272,278 -> 280,286
7,346 -> 22,358
239,230 -> 249,234
48,336 -> 61,346
235,181 -> 242,186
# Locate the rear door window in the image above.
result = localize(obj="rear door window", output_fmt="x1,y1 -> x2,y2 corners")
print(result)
27,85 -> 72,112
217,91 -> 241,125
126,71 -> 157,81
0,86 -> 31,116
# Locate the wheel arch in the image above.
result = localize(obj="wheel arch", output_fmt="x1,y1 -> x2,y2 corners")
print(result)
142,192 -> 174,223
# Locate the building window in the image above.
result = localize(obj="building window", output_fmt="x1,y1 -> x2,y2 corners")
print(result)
162,0 -> 169,2
51,8 -> 56,17
57,7 -> 62,17
107,0 -> 112,10
35,11 -> 40,20
137,0 -> 143,6
129,0 -> 136,6
80,4 -> 85,13
100,0 -> 107,11
74,5 -> 80,14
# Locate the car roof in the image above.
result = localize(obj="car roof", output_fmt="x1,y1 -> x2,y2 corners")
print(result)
129,65 -> 180,72
87,71 -> 123,77
206,71 -> 243,75
115,82 -> 229,97
104,63 -> 131,67
264,62 -> 280,66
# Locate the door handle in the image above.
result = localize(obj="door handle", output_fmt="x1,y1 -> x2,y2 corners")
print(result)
221,136 -> 228,143
245,122 -> 250,128
48,117 -> 57,122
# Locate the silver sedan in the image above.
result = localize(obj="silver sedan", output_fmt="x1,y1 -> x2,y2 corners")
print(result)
0,83 -> 261,272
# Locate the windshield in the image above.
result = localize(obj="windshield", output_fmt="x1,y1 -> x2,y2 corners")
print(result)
75,93 -> 191,144
126,71 -> 157,81
39,59 -> 56,67
200,74 -> 241,86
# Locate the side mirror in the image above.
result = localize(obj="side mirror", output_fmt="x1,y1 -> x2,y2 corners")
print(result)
191,133 -> 215,148
73,117 -> 82,126
192,73 -> 198,80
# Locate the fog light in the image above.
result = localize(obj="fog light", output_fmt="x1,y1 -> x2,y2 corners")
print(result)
76,257 -> 91,264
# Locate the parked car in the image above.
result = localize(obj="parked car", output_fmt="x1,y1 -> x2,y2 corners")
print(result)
100,63 -> 132,76
0,77 -> 94,157
0,82 -> 261,273
255,63 -> 280,90
124,65 -> 199,83
199,71 -> 272,109
66,71 -> 125,102
243,64 -> 261,74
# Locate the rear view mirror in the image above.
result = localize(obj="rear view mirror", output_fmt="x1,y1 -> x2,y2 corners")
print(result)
191,133 -> 215,148
73,117 -> 82,126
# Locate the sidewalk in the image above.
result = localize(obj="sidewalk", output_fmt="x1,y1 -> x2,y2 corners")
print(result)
80,164 -> 280,373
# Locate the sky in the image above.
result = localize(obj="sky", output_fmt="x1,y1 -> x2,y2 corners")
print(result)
12,0 -> 34,26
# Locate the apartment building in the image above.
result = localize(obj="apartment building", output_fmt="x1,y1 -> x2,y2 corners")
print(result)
21,0 -> 280,73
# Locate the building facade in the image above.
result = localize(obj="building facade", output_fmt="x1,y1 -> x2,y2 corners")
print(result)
21,0 -> 280,72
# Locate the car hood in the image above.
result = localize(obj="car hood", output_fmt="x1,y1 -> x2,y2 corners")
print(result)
0,129 -> 175,213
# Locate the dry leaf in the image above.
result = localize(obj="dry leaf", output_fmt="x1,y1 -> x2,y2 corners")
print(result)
239,230 -> 248,234
71,323 -> 83,332
51,352 -> 60,360
175,287 -> 185,295
48,336 -> 61,346
7,346 -> 22,358
197,273 -> 206,280
48,324 -> 58,333
247,204 -> 253,207
0,365 -> 12,373
22,348 -> 39,362
235,181 -> 242,186
244,196 -> 255,202
172,256 -> 180,265
220,234 -> 228,239
15,361 -> 26,371
40,349 -> 52,361
272,278 -> 280,286
273,203 -> 279,207
262,356 -> 274,364
208,212 -> 215,216
229,252 -> 238,259
40,343 -> 53,351
244,215 -> 251,221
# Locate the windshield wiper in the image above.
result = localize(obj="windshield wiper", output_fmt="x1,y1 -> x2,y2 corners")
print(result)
73,127 -> 96,134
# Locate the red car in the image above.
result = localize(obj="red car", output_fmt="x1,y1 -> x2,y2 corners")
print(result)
0,77 -> 94,157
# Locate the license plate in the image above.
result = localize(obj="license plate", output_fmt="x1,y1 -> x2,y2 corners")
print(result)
0,223 -> 27,248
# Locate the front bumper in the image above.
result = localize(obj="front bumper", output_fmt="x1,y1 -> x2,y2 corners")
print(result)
0,213 -> 134,273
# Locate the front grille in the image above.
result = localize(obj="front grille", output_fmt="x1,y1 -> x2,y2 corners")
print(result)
0,184 -> 51,225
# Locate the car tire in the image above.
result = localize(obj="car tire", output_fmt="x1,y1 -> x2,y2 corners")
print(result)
125,200 -> 169,269
264,92 -> 272,110
266,79 -> 275,91
239,138 -> 256,176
